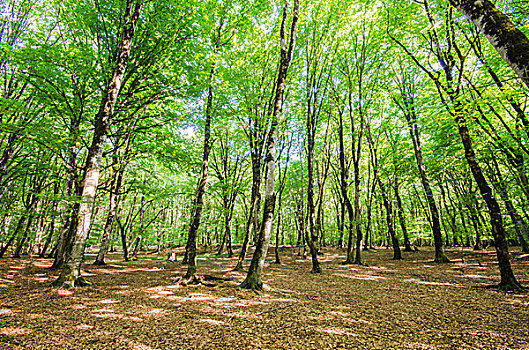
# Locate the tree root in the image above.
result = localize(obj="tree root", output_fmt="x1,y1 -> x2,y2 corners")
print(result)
176,274 -> 231,287
51,274 -> 92,288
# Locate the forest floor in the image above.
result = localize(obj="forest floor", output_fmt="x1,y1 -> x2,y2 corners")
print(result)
0,246 -> 528,350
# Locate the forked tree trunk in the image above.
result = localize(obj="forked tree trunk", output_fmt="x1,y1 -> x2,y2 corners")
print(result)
53,1 -> 143,288
240,0 -> 300,291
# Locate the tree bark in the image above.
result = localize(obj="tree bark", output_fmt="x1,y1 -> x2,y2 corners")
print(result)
240,0 -> 300,291
94,161 -> 125,265
394,92 -> 449,262
53,0 -> 142,288
395,179 -> 412,252
184,22 -> 224,280
337,107 -> 355,264
449,0 -> 529,87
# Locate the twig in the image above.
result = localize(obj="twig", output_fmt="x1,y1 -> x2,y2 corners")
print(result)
256,302 -> 296,315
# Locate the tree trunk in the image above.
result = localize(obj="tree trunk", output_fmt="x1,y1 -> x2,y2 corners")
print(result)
454,106 -> 522,290
53,1 -> 142,288
399,99 -> 449,262
0,215 -> 25,258
240,0 -> 300,291
488,156 -> 529,253
306,120 -> 321,273
395,179 -> 412,252
13,211 -> 34,258
449,0 -> 529,88
338,107 -> 355,264
184,22 -> 223,280
274,193 -> 282,264
94,165 -> 124,265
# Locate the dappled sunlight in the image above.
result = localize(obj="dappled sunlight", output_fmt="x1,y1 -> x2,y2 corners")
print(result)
140,307 -> 172,317
99,299 -> 120,304
506,299 -> 529,306
404,342 -> 441,349
198,318 -> 226,326
0,327 -> 32,336
0,308 -> 14,316
416,281 -> 461,287
344,317 -> 373,325
79,270 -> 96,277
0,247 -> 527,349
333,273 -> 387,281
31,261 -> 51,268
92,308 -> 115,313
71,304 -> 86,310
128,341 -> 155,350
258,296 -> 296,303
462,274 -> 488,279
74,324 -> 94,330
313,326 -> 358,336
29,273 -> 50,283
56,289 -> 74,296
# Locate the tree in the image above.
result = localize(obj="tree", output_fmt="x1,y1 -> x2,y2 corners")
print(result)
240,0 -> 300,291
53,0 -> 144,287
449,0 -> 529,88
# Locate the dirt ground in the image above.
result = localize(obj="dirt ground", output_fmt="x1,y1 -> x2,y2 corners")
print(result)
0,246 -> 528,349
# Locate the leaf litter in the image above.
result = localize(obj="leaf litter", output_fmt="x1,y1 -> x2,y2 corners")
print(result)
0,247 -> 528,349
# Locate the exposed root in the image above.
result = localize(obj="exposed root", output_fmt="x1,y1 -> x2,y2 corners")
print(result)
51,274 -> 92,288
434,256 -> 451,263
497,282 -> 526,293
239,277 -> 262,292
175,274 -> 232,287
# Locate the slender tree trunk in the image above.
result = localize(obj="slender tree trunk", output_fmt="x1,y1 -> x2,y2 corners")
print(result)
380,180 -> 402,260
240,0 -> 300,291
488,157 -> 529,253
53,1 -> 143,288
353,156 -> 363,265
94,165 -> 124,265
184,23 -> 224,280
368,126 -> 402,260
337,196 -> 345,248
39,213 -> 56,258
338,109 -> 355,264
401,102 -> 449,262
395,179 -> 412,252
306,122 -> 321,273
0,215 -> 25,258
13,211 -> 34,258
454,106 -> 522,290
274,193 -> 282,264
